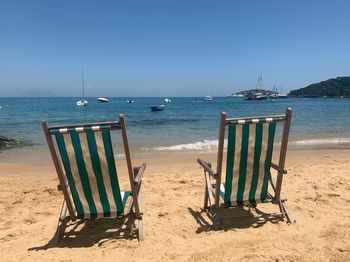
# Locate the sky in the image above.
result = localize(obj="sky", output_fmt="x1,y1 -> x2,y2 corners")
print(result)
0,0 -> 349,97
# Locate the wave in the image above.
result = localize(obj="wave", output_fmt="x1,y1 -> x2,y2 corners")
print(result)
153,139 -> 220,151
151,137 -> 350,151
290,138 -> 350,146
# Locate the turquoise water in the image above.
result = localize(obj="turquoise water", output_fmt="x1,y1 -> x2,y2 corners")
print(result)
1,97 -> 350,157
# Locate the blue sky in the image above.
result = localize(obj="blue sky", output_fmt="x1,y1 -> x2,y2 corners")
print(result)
0,0 -> 349,97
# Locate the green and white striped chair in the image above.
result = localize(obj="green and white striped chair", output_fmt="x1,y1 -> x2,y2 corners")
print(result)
42,115 -> 146,243
197,108 -> 293,228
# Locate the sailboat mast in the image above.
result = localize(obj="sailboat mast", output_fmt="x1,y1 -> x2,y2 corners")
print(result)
81,69 -> 85,99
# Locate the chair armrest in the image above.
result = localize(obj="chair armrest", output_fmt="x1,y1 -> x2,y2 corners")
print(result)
271,162 -> 287,174
197,158 -> 217,179
133,163 -> 147,184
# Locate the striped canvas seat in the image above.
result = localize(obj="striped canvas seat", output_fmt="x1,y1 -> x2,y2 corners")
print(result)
51,125 -> 131,219
198,109 -> 293,227
223,117 -> 278,206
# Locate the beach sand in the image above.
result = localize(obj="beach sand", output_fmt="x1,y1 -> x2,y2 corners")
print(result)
0,149 -> 350,261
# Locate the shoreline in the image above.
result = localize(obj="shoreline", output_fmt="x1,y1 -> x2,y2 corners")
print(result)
2,141 -> 350,164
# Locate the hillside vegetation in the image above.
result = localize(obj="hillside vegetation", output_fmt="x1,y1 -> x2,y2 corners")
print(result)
289,76 -> 350,97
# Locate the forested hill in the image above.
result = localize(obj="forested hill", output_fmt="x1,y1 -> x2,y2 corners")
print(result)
288,77 -> 350,97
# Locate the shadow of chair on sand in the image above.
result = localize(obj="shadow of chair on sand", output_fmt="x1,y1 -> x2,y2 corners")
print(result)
28,216 -> 136,251
188,206 -> 284,234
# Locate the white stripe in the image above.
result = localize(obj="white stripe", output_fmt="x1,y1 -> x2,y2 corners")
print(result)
242,124 -> 256,202
59,128 -> 68,134
252,119 -> 259,124
79,133 -> 104,215
238,119 -> 245,125
230,125 -> 242,202
63,134 -> 90,217
266,118 -> 273,122
95,132 -> 118,214
255,123 -> 269,200
92,126 -> 100,131
75,127 -> 84,133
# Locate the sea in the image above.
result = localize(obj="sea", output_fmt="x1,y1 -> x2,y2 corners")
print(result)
1,97 -> 350,161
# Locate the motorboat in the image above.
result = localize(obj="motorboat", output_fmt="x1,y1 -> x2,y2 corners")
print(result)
164,98 -> 172,103
97,97 -> 109,103
150,105 -> 165,111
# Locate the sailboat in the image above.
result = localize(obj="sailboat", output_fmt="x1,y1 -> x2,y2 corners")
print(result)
244,73 -> 267,100
204,96 -> 213,101
204,88 -> 213,101
76,70 -> 88,106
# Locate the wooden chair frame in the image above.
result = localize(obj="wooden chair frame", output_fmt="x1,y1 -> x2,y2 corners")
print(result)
42,114 -> 146,243
198,108 -> 293,229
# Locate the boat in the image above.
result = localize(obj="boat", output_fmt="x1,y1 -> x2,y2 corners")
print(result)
97,97 -> 109,103
150,105 -> 165,111
244,93 -> 267,100
164,98 -> 172,103
244,73 -> 267,100
76,99 -> 88,106
204,96 -> 213,101
126,99 -> 135,103
76,70 -> 88,106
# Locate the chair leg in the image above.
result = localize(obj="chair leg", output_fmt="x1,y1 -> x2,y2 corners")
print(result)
137,217 -> 144,241
280,200 -> 295,223
53,217 -> 69,244
211,207 -> 223,231
203,186 -> 209,210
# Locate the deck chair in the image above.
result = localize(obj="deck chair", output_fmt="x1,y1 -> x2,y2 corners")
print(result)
197,108 -> 293,229
42,114 -> 146,243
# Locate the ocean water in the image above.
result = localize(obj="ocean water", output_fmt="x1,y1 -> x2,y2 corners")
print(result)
1,97 -> 350,159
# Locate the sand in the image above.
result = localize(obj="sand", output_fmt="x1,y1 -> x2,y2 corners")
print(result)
0,149 -> 350,261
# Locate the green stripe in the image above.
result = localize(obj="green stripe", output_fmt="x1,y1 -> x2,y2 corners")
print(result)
224,125 -> 236,203
260,122 -> 276,201
248,123 -> 263,204
55,134 -> 84,216
236,124 -> 250,204
70,132 -> 97,217
86,131 -> 111,216
101,130 -> 123,212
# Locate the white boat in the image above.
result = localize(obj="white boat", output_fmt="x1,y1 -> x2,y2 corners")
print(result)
97,97 -> 109,103
164,98 -> 172,103
77,99 -> 88,106
126,99 -> 135,103
204,96 -> 213,101
76,70 -> 88,106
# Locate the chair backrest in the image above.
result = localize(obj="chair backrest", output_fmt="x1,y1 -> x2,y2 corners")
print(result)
215,108 -> 292,207
42,115 -> 136,220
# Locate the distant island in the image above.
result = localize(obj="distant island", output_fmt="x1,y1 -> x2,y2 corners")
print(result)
288,76 -> 350,98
